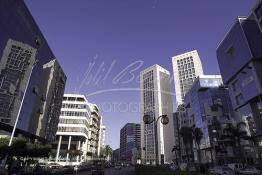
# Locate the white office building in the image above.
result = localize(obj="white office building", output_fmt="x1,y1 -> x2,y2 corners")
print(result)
140,64 -> 174,164
172,50 -> 204,107
99,125 -> 106,154
53,94 -> 101,165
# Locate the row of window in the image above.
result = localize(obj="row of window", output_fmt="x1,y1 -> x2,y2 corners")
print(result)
60,111 -> 89,117
176,56 -> 193,65
57,127 -> 89,136
62,103 -> 87,109
59,118 -> 88,126
63,96 -> 85,102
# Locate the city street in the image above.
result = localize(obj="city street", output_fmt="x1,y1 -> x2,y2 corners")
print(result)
74,167 -> 135,175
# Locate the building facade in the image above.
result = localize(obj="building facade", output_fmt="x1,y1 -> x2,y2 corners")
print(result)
87,102 -> 102,159
53,94 -> 101,165
184,75 -> 238,164
216,4 -> 262,162
120,123 -> 140,163
0,0 -> 66,142
172,50 -> 204,107
140,64 -> 175,164
54,94 -> 90,165
30,59 -> 66,142
99,125 -> 106,156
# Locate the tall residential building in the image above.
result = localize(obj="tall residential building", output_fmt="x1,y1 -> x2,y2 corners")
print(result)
140,64 -> 174,164
172,50 -> 204,107
184,75 -> 238,164
120,123 -> 140,163
53,94 -> 101,165
216,5 -> 262,163
87,102 -> 102,158
0,0 -> 66,142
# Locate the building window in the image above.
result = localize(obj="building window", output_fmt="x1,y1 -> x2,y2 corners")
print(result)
235,94 -> 243,105
226,45 -> 234,58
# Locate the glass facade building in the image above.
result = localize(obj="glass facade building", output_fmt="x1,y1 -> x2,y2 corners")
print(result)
184,75 -> 236,164
0,0 -> 66,141
217,8 -> 262,161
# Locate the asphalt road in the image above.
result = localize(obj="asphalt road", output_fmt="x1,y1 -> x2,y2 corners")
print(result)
73,166 -> 135,175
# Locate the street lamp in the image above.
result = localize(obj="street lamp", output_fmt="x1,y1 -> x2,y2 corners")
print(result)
143,114 -> 169,165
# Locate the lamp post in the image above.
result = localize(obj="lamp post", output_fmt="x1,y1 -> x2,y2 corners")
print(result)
143,114 -> 169,165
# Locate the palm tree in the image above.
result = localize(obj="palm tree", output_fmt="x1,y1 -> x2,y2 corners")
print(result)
171,145 -> 180,164
0,137 -> 9,160
179,126 -> 194,162
193,127 -> 203,163
104,145 -> 113,161
223,122 -> 248,165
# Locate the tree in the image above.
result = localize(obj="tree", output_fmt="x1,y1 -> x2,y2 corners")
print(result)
0,137 -> 9,160
104,145 -> 113,161
223,122 -> 248,165
179,126 -> 194,162
193,127 -> 203,163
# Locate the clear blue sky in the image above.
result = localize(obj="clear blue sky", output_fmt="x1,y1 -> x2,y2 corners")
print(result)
25,0 -> 257,149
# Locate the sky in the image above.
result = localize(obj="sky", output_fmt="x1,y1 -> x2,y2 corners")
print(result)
25,0 -> 257,149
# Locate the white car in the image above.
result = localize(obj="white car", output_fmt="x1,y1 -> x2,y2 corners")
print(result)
228,163 -> 244,173
239,167 -> 262,175
115,164 -> 122,170
212,166 -> 235,175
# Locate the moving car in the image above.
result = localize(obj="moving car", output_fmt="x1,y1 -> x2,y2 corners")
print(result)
92,160 -> 105,175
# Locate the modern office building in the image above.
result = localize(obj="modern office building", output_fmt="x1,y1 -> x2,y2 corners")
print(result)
216,4 -> 262,162
53,94 -> 90,165
53,94 -> 101,165
184,75 -> 238,164
120,123 -> 140,163
99,125 -> 106,157
172,50 -> 204,107
140,64 -> 175,164
0,0 -> 66,142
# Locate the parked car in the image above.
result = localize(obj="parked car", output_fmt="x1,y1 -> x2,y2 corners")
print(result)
0,165 -> 7,175
211,166 -> 235,175
115,164 -> 122,170
92,160 -> 105,175
228,163 -> 244,174
62,165 -> 74,174
187,163 -> 197,172
239,166 -> 262,175
50,165 -> 64,175
169,164 -> 179,171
